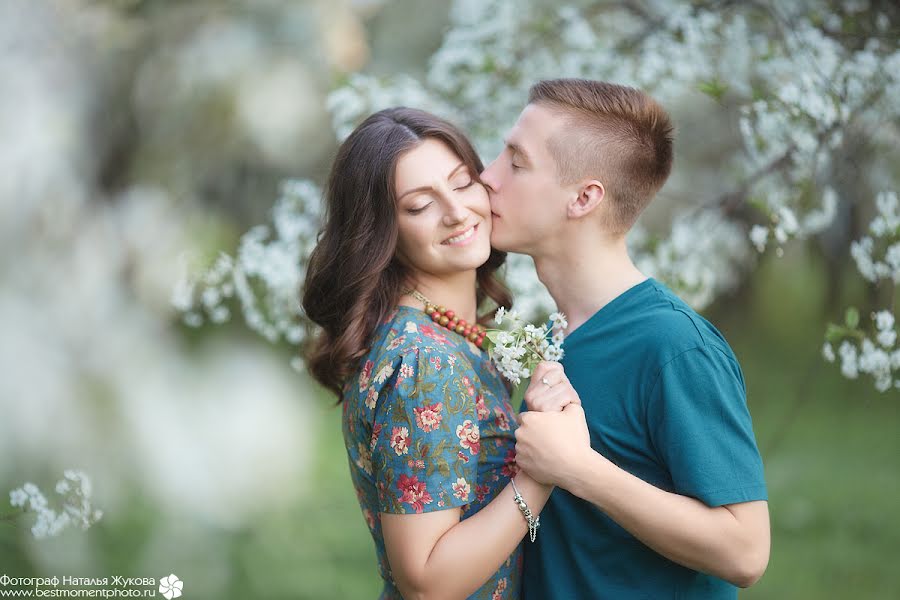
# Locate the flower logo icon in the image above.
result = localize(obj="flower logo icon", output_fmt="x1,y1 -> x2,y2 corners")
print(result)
159,574 -> 183,599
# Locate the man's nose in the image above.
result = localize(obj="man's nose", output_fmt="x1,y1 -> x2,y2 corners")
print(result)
480,158 -> 500,193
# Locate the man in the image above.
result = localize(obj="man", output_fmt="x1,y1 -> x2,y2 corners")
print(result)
480,79 -> 770,598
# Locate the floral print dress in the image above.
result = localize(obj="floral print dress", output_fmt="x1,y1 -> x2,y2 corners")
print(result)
343,305 -> 522,600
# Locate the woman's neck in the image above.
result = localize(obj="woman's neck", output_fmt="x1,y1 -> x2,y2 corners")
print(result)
399,270 -> 479,325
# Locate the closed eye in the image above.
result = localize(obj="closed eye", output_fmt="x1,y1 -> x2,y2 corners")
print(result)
408,202 -> 432,214
451,169 -> 474,191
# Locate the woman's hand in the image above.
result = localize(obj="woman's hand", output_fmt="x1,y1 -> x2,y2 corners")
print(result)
515,403 -> 592,487
523,361 -> 581,412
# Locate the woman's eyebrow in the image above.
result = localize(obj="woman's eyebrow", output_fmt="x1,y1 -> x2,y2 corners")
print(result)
397,162 -> 467,201
446,162 -> 467,179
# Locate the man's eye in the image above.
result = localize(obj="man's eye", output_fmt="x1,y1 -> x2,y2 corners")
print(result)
511,163 -> 523,170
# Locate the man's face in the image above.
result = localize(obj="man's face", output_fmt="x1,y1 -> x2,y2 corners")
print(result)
481,103 -> 573,255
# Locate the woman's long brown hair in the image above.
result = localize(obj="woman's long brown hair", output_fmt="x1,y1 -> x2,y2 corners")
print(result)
302,107 -> 512,398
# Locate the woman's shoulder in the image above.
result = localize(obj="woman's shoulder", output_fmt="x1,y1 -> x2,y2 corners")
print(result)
350,308 -> 455,392
372,306 -> 469,360
360,307 -> 506,391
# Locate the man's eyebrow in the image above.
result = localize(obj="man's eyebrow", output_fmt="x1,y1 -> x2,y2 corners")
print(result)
397,162 -> 467,201
503,139 -> 531,165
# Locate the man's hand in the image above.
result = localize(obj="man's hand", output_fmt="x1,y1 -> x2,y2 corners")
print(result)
523,361 -> 581,412
514,403 -> 592,487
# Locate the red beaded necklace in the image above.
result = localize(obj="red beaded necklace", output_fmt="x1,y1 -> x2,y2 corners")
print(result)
404,289 -> 487,348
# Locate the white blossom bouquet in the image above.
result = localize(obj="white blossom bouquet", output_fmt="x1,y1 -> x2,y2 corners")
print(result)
483,308 -> 567,385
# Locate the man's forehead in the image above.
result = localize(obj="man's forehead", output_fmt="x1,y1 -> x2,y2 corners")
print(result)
506,104 -> 559,154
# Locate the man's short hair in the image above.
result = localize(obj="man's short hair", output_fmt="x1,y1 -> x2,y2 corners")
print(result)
528,79 -> 674,235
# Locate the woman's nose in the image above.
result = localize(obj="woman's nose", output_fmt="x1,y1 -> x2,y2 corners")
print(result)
442,195 -> 467,225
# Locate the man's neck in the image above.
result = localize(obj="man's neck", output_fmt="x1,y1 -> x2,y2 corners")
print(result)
533,234 -> 648,337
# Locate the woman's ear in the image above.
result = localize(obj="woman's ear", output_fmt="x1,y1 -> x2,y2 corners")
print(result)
567,180 -> 605,219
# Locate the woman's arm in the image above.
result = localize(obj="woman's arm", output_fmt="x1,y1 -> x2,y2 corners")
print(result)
382,361 -> 577,599
381,471 -> 551,600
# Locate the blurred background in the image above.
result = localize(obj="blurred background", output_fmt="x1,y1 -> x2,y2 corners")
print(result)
1,0 -> 897,598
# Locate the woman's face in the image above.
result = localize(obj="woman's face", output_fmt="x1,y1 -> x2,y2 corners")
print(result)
393,138 -> 492,278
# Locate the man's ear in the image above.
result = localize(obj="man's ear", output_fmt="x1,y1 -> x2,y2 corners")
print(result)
567,180 -> 605,219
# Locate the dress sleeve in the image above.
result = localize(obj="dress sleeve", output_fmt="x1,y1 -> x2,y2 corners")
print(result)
646,345 -> 768,507
370,347 -> 481,514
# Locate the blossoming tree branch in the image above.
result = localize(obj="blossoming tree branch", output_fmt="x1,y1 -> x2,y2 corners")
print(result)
174,0 -> 899,392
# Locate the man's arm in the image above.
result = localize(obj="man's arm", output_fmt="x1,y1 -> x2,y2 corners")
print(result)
515,405 -> 771,588
570,440 -> 770,587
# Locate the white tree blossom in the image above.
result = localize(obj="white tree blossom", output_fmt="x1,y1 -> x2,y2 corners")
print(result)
8,471 -> 102,540
825,191 -> 900,392
484,310 -> 567,385
176,0 -> 899,392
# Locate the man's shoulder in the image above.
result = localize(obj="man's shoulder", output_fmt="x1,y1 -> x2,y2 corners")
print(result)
643,281 -> 733,352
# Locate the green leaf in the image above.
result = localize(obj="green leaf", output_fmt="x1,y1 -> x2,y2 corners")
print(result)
747,195 -> 769,214
698,78 -> 729,102
484,330 -> 503,343
845,307 -> 859,329
825,323 -> 844,342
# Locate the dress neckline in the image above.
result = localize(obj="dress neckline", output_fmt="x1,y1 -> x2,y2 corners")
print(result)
393,305 -> 487,361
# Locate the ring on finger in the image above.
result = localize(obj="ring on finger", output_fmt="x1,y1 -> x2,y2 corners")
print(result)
541,377 -> 554,387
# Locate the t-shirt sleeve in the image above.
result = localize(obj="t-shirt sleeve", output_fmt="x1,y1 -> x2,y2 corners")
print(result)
646,345 -> 768,507
371,348 -> 481,514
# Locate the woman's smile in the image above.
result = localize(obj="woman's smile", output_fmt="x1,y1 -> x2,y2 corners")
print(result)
441,222 -> 480,246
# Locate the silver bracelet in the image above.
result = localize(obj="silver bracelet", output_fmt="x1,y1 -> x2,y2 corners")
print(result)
510,477 -> 540,542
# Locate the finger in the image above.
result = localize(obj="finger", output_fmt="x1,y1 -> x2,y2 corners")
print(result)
533,378 -> 583,411
514,454 -> 529,473
523,376 -> 551,408
514,438 -> 527,456
530,361 -> 560,385
541,360 -> 564,374
524,385 -> 551,411
553,379 -> 581,407
540,360 -> 564,378
525,377 -> 563,411
537,362 -> 566,388
530,361 -> 553,380
524,377 -> 560,410
562,402 -> 585,417
530,384 -> 569,412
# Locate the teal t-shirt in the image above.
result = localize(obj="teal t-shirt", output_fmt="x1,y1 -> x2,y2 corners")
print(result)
521,278 -> 767,600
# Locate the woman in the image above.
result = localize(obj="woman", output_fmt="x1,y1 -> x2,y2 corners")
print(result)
302,107 -> 555,599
